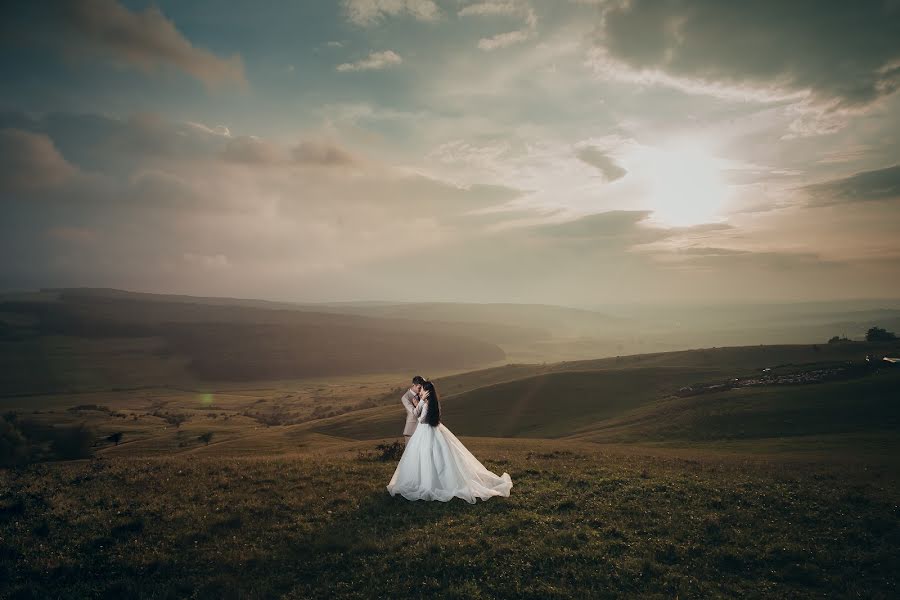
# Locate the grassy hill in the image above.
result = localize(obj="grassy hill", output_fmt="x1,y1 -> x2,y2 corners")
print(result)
2,442 -> 898,598
0,291 -> 512,395
3,334 -> 900,597
571,368 -> 900,447
310,366 -> 730,439
9,288 -> 898,366
305,341 -> 900,445
3,333 -> 897,459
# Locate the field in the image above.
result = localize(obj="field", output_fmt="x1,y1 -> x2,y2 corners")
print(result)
2,290 -> 900,597
2,441 -> 899,598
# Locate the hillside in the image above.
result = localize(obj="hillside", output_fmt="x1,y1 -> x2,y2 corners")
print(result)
3,337 -> 900,598
9,288 -> 899,366
304,341 -> 900,446
0,291 -> 510,395
310,366 -> 730,439
2,442 -> 898,598
570,367 -> 900,448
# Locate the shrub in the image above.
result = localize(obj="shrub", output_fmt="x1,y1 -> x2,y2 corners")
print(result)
0,419 -> 29,467
67,404 -> 112,413
162,413 -> 188,428
866,326 -> 898,342
48,423 -> 95,460
376,441 -> 405,461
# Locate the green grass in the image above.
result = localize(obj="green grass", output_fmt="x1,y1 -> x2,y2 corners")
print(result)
572,367 -> 900,447
304,345 -> 900,448
3,338 -> 900,597
311,366 -> 734,440
2,441 -> 899,598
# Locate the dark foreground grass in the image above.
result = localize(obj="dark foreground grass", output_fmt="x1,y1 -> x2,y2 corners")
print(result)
1,442 -> 899,599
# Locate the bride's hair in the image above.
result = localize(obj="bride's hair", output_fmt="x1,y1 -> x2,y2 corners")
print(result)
422,381 -> 440,427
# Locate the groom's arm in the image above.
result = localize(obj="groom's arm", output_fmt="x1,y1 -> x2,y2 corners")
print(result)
400,389 -> 417,416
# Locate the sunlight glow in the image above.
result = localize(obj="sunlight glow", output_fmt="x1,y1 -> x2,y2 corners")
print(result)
642,140 -> 730,227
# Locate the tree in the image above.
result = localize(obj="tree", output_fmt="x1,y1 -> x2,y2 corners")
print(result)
162,413 -> 188,428
198,432 -> 214,446
866,326 -> 898,342
106,432 -> 123,446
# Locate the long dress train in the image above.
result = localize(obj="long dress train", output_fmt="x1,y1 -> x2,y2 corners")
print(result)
386,402 -> 512,503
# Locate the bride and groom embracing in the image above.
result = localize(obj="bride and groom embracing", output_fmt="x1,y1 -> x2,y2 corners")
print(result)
386,375 -> 513,504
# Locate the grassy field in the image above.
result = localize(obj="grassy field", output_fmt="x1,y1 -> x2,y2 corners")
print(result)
2,337 -> 900,598
571,367 -> 900,443
303,341 -> 900,445
2,441 -> 899,599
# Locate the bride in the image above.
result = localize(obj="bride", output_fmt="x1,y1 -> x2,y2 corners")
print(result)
387,380 -> 512,503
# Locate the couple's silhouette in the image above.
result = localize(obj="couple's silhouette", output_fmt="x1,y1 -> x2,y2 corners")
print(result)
386,376 -> 512,503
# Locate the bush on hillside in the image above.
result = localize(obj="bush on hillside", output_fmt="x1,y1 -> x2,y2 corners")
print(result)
47,423 -> 95,460
1,419 -> 96,465
0,419 -> 29,467
866,327 -> 898,342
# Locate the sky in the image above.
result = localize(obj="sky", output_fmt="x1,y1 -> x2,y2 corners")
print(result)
1,0 -> 899,306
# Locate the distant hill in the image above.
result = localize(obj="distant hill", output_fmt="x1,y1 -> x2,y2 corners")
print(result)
0,291 -> 508,394
305,341 -> 900,446
291,300 -> 632,338
3,287 -> 900,396
15,288 -> 900,363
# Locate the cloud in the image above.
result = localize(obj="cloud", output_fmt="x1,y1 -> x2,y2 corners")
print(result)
221,135 -> 362,168
52,0 -> 246,88
478,29 -> 532,51
459,1 -> 538,51
675,246 -> 751,256
0,128 -> 78,192
46,227 -> 98,245
590,0 -> 900,111
0,109 -> 544,295
222,136 -> 287,165
185,122 -> 232,138
665,249 -> 842,272
574,146 -> 627,182
342,0 -> 441,26
458,2 -> 521,18
183,252 -> 230,270
336,50 -> 403,72
802,164 -> 900,206
291,139 -> 361,167
533,210 -> 663,244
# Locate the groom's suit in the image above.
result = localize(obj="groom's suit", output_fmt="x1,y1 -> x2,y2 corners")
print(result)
401,387 -> 422,439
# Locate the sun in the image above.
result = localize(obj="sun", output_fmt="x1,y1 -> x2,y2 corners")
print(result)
642,139 -> 730,227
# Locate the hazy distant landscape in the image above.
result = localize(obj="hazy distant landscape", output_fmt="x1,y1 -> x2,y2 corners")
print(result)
3,287 -> 899,394
2,289 -> 900,597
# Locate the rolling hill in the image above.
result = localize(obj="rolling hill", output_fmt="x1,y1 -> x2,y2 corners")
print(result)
301,340 -> 900,452
0,290 -> 510,394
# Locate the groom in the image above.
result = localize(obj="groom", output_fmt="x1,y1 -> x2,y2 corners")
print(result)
401,375 -> 426,442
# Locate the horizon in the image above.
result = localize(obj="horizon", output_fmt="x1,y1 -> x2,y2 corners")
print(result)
6,285 -> 900,317
1,1 -> 899,305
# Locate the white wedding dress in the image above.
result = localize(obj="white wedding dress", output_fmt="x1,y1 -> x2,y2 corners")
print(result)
387,400 -> 512,503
